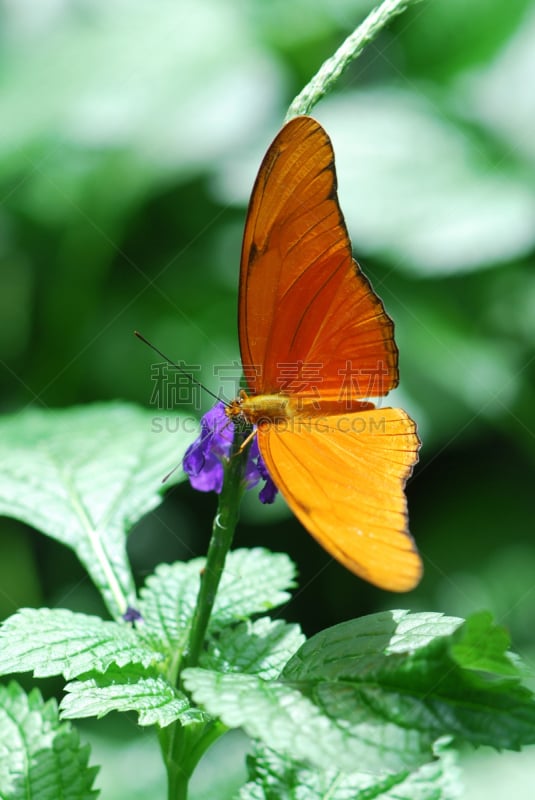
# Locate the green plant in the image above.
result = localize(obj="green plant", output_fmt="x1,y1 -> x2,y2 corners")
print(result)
2,404 -> 535,799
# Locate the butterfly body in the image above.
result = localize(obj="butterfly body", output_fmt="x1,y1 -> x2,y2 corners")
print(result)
227,391 -> 294,426
227,390 -> 374,428
235,115 -> 422,592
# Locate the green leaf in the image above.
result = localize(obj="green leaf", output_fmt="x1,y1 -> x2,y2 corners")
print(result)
182,668 -> 390,770
202,618 -> 305,679
184,610 -> 535,774
138,548 -> 296,653
137,559 -> 203,653
61,666 -> 196,728
450,611 -> 521,679
213,549 -> 296,625
0,403 -> 190,618
0,681 -> 98,800
183,668 -> 427,774
239,739 -> 462,800
282,610 -> 535,753
0,608 -> 161,680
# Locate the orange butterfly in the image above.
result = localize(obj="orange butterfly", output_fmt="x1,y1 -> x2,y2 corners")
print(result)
227,115 -> 422,592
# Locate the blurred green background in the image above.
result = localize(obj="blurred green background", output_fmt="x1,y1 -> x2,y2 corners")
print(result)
0,0 -> 534,796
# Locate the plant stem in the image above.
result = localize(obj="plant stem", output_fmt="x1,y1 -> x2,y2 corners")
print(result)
285,0 -> 425,121
160,429 -> 248,799
159,720 -> 226,800
183,428 -> 249,671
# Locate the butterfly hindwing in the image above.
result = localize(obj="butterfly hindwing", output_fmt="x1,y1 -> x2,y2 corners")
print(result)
257,407 -> 422,592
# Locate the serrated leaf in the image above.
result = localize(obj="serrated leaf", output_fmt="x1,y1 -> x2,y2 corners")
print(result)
182,669 -> 427,774
185,610 -> 535,775
138,549 -> 296,653
282,610 -> 535,753
137,559 -> 203,653
61,666 -> 195,728
0,608 -> 161,680
238,740 -> 462,800
450,611 -> 520,679
202,618 -> 305,679
0,403 -> 191,618
0,681 -> 98,800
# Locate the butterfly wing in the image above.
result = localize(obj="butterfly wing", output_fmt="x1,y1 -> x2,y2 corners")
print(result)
257,407 -> 422,592
239,116 -> 397,400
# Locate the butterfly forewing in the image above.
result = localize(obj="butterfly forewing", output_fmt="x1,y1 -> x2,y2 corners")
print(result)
239,116 -> 398,401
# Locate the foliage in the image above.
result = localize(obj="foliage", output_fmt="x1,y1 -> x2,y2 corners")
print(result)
0,404 -> 189,618
0,681 -> 98,800
0,406 -> 534,796
238,739 -> 462,800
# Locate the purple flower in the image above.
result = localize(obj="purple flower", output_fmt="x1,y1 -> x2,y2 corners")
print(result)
183,402 -> 231,493
123,606 -> 143,624
183,401 -> 278,504
254,441 -> 279,504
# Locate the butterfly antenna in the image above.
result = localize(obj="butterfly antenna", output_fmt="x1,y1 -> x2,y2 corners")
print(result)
161,462 -> 181,484
134,330 -> 227,407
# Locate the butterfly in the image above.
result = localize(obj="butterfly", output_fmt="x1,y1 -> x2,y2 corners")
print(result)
226,115 -> 422,592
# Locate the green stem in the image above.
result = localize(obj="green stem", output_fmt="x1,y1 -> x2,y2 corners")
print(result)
159,428 -> 248,798
183,428 -> 249,671
285,0 -> 425,121
158,719 -> 226,800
